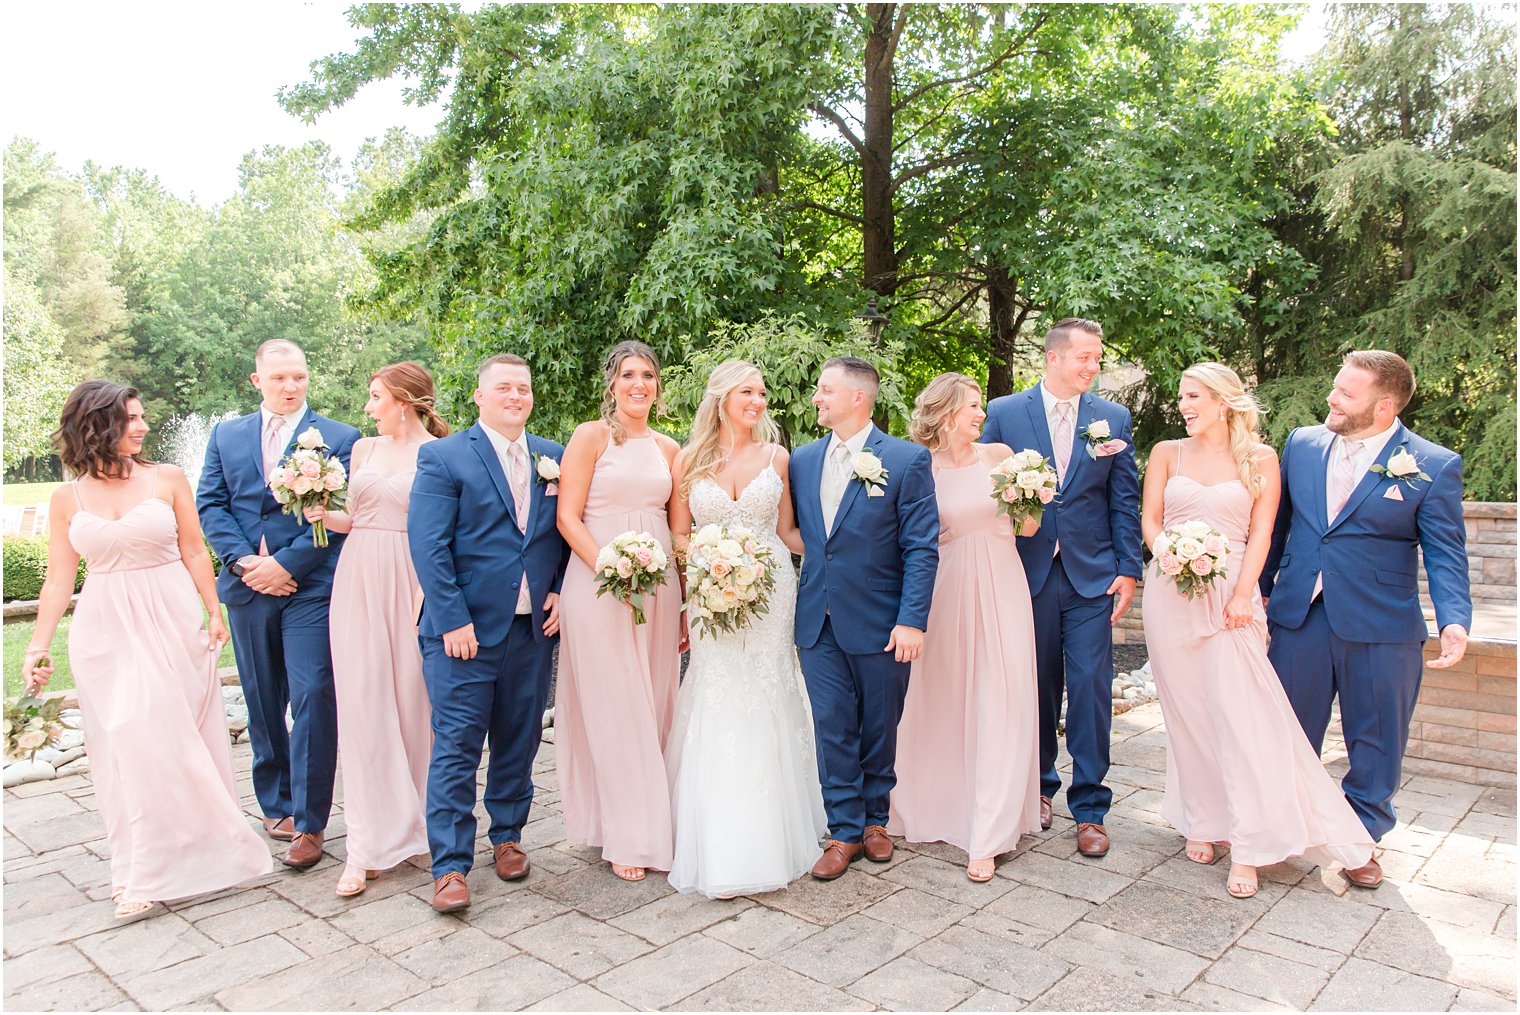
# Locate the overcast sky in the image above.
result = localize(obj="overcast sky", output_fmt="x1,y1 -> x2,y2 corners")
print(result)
3,2 -> 1330,207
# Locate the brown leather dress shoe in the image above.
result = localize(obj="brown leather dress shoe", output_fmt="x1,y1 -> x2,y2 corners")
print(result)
1076,823 -> 1109,858
432,872 -> 471,912
1344,856 -> 1383,889
1039,796 -> 1053,831
863,825 -> 894,863
810,840 -> 864,880
279,831 -> 325,869
262,816 -> 296,842
493,842 -> 531,882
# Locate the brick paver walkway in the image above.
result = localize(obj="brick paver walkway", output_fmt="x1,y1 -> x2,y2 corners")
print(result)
4,703 -> 1514,1011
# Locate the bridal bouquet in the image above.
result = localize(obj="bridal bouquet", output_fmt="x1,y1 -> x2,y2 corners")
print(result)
683,524 -> 777,641
4,689 -> 70,762
1152,521 -> 1231,600
989,449 -> 1058,529
269,428 -> 347,547
594,531 -> 669,624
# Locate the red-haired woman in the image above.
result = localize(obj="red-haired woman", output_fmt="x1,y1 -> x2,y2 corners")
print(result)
21,382 -> 271,921
304,362 -> 451,897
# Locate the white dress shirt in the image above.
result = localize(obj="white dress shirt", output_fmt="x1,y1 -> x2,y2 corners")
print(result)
260,402 -> 308,466
1325,418 -> 1400,519
821,423 -> 873,534
481,422 -> 534,614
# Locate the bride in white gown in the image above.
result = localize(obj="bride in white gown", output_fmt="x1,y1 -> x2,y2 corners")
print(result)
666,360 -> 827,899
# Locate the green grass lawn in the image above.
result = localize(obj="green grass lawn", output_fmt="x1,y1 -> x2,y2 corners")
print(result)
4,481 -> 63,507
4,609 -> 237,699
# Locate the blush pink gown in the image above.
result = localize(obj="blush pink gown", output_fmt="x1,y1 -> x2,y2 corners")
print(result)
887,461 -> 1043,859
328,462 -> 431,871
557,435 -> 681,870
67,478 -> 272,902
1142,466 -> 1375,870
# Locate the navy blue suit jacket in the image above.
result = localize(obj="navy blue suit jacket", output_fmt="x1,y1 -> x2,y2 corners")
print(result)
407,423 -> 570,648
1260,422 -> 1471,643
197,408 -> 361,607
790,426 -> 940,654
980,386 -> 1143,598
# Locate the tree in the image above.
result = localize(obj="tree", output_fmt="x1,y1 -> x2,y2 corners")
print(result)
3,267 -> 74,472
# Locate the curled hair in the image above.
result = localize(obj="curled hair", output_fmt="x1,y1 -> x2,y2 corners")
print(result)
600,340 -> 665,445
678,361 -> 780,498
1181,362 -> 1269,497
52,381 -> 151,480
1344,349 -> 1416,413
908,373 -> 981,451
372,361 -> 450,438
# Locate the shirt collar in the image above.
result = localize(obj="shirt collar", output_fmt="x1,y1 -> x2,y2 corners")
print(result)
1040,381 -> 1079,415
261,403 -> 307,431
828,423 -> 873,458
480,421 -> 529,461
1344,418 -> 1400,459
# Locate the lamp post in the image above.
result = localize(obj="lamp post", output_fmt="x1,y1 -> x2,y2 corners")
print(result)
856,293 -> 888,342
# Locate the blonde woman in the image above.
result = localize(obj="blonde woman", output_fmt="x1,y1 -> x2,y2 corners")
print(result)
556,340 -> 683,882
1140,362 -> 1373,899
886,373 -> 1043,882
664,361 -> 826,899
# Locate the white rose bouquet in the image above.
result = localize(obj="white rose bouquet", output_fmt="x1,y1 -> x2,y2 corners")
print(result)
269,427 -> 348,547
4,690 -> 70,762
683,523 -> 777,641
989,449 -> 1058,529
1152,520 -> 1231,600
594,530 -> 669,624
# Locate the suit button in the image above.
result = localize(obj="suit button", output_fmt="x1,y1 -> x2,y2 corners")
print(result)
1321,536 -> 1328,543
826,553 -> 834,561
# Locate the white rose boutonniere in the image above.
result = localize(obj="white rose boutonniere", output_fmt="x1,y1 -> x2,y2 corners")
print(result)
1370,448 -> 1431,487
533,453 -> 561,495
1079,419 -> 1127,459
852,450 -> 889,497
296,426 -> 327,451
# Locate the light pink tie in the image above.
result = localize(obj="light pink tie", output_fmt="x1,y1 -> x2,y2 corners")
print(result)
1328,438 -> 1364,520
262,415 -> 284,480
508,444 -> 530,533
1053,401 -> 1074,484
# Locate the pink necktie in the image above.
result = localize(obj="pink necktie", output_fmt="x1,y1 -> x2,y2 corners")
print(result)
262,415 -> 284,480
1328,438 -> 1364,520
1053,402 -> 1074,484
508,444 -> 530,533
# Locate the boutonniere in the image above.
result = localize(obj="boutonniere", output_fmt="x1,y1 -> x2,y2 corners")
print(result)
1080,420 -> 1127,459
851,450 -> 889,497
533,452 -> 561,496
1370,448 -> 1430,487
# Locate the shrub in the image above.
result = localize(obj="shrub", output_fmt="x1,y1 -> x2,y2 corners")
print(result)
3,536 -> 86,602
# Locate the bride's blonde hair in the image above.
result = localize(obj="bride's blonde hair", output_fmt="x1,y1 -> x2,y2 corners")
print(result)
678,360 -> 781,498
1181,362 -> 1269,496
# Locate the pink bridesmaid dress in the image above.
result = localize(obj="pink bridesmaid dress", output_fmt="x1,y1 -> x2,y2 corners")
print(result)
328,460 -> 431,871
888,460 -> 1043,859
66,471 -> 272,902
1142,451 -> 1375,870
557,435 -> 681,870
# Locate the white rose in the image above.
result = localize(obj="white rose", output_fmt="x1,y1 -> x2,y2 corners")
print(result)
297,427 -> 325,450
1180,521 -> 1212,539
536,456 -> 561,481
1015,470 -> 1042,490
734,565 -> 755,586
852,452 -> 886,482
1086,420 -> 1111,440
1174,537 -> 1204,560
717,539 -> 744,561
1386,449 -> 1420,478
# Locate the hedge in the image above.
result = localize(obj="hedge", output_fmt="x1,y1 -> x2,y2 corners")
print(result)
3,535 -> 222,602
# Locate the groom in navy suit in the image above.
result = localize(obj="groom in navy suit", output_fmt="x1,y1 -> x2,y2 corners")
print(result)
408,353 -> 570,912
980,318 -> 1142,858
198,339 -> 360,869
791,357 -> 939,879
1262,350 -> 1470,888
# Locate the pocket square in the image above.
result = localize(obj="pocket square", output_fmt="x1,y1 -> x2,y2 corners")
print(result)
1383,485 -> 1404,501
866,486 -> 884,497
545,482 -> 559,497
1088,439 -> 1128,459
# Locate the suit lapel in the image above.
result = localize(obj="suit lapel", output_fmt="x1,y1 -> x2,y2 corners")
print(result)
828,426 -> 880,541
798,439 -> 828,546
469,423 -> 518,525
1023,388 -> 1054,462
1062,393 -> 1096,490
525,433 -> 553,533
1329,423 -> 1409,532
277,407 -> 315,463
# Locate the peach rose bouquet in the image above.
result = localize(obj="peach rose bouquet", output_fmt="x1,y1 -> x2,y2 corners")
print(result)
989,449 -> 1058,530
683,523 -> 777,641
1152,520 -> 1231,600
594,530 -> 669,624
269,427 -> 348,547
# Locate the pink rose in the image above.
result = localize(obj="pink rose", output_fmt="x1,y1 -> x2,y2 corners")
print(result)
279,467 -> 297,487
1202,535 -> 1227,557
1001,487 -> 1019,503
634,548 -> 654,569
711,560 -> 731,579
752,561 -> 766,577
322,471 -> 344,491
615,557 -> 633,579
743,540 -> 760,556
1037,487 -> 1055,504
1158,552 -> 1183,576
1190,556 -> 1214,575
300,459 -> 322,479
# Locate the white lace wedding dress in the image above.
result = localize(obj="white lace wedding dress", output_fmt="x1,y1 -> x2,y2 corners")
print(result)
666,462 -> 828,898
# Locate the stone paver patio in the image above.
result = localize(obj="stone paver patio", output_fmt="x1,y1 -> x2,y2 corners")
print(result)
4,702 -> 1515,1012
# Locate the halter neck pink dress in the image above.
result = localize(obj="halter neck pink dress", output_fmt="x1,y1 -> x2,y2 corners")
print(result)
327,459 -> 431,871
1142,452 -> 1375,870
888,459 -> 1043,859
67,473 -> 272,902
556,435 -> 681,870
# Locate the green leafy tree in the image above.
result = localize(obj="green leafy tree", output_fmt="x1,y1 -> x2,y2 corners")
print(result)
3,268 -> 74,472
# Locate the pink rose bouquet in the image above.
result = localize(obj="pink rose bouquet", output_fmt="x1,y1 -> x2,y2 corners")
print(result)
683,523 -> 777,641
593,530 -> 669,624
268,427 -> 347,547
1152,520 -> 1230,600
989,449 -> 1058,530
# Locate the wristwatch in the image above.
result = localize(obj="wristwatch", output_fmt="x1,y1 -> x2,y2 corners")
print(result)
229,558 -> 251,577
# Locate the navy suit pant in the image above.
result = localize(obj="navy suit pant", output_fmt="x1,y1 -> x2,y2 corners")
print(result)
226,590 -> 338,833
1031,554 -> 1114,823
422,614 -> 554,878
798,616 -> 912,843
1268,598 -> 1424,841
